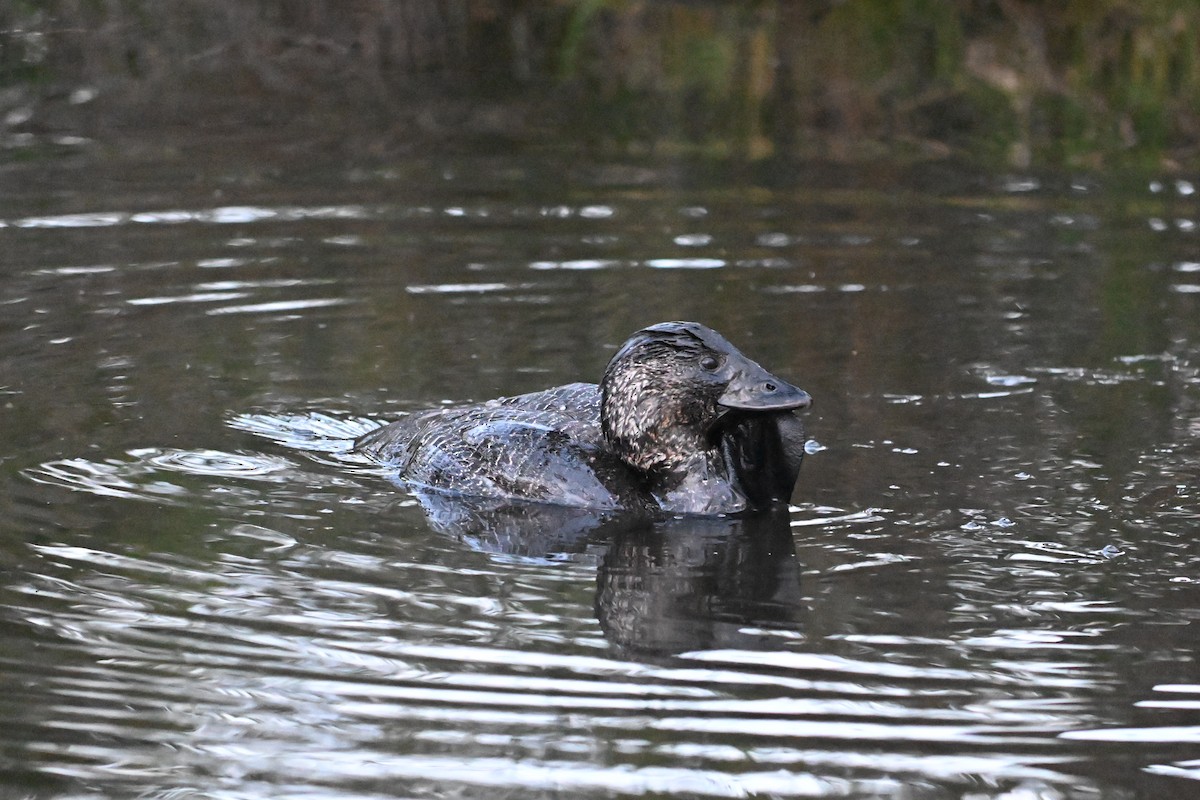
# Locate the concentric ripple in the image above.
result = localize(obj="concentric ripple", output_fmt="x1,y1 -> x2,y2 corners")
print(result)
24,448 -> 299,504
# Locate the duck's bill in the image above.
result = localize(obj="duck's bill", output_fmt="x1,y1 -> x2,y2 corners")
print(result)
717,360 -> 812,413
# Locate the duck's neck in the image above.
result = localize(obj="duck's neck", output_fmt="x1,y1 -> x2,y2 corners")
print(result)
601,391 -> 748,513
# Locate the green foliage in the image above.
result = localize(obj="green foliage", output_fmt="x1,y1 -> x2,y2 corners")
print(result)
549,0 -> 1200,166
4,0 -> 1200,168
558,0 -> 609,79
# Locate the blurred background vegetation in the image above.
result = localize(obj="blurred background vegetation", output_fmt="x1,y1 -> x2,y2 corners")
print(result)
3,0 -> 1200,169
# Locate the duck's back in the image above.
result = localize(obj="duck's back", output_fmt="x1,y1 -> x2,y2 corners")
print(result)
354,382 -> 641,510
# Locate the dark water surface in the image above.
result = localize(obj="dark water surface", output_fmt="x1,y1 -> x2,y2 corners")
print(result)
2,144 -> 1199,798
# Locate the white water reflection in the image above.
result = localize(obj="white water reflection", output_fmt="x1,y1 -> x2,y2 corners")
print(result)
206,297 -> 353,315
9,204 -> 376,229
530,258 -> 627,270
128,291 -> 250,306
4,201 -> 642,231
645,257 -> 726,268
406,282 -> 526,294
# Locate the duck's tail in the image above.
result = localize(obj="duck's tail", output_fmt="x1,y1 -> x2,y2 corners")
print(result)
228,411 -> 385,455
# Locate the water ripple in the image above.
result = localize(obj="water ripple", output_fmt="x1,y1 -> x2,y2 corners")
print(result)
217,752 -> 881,797
23,448 -> 302,504
0,504 -> 1136,800
6,155 -> 1199,800
139,448 -> 294,477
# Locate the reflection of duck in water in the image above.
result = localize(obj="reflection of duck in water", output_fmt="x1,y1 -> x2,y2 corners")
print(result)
356,322 -> 812,516
597,510 -> 804,656
415,494 -> 804,657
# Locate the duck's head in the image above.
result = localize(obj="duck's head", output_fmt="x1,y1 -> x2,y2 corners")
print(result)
600,321 -> 811,504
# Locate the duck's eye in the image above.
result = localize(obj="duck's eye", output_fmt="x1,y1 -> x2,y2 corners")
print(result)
699,355 -> 720,371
